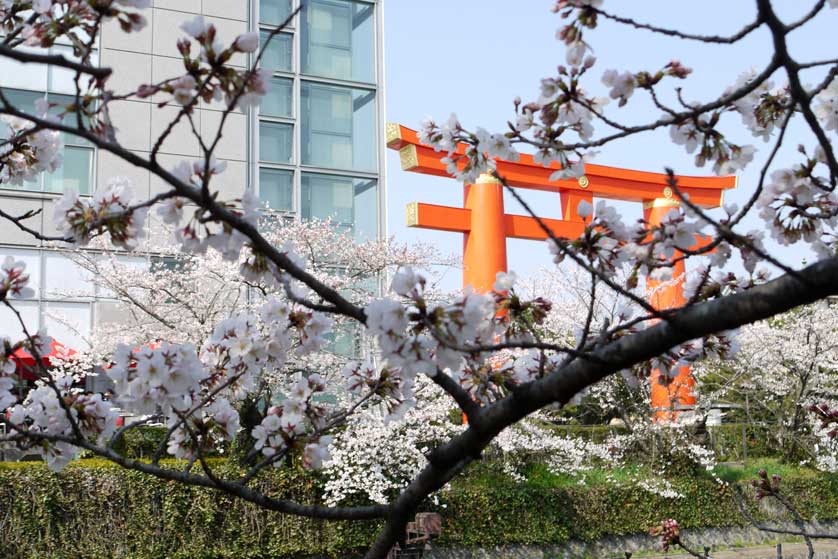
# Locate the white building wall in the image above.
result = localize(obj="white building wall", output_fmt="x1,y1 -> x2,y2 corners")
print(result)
0,0 -> 386,351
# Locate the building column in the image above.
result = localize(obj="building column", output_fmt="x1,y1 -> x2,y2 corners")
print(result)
644,195 -> 696,421
463,173 -> 508,292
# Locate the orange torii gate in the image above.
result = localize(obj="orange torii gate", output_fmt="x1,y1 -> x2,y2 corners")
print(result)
386,122 -> 737,419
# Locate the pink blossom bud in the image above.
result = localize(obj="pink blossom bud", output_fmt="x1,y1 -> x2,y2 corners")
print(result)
234,31 -> 259,53
136,84 -> 158,98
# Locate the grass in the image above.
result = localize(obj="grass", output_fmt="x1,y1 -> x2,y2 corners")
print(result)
709,457 -> 819,483
523,461 -> 656,489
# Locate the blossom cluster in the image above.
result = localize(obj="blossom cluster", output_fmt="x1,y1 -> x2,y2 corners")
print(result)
365,267 -> 506,404
0,257 -> 340,467
322,379 -> 464,505
0,114 -> 62,185
6,377 -> 118,471
251,373 -> 332,468
107,342 -> 206,416
751,468 -> 782,501
53,177 -> 148,249
492,417 -> 621,481
756,156 -> 838,259
1,0 -> 149,48
0,255 -> 35,300
135,16 -> 269,111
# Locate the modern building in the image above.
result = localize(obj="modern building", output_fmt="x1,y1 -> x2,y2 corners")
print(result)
0,0 -> 386,350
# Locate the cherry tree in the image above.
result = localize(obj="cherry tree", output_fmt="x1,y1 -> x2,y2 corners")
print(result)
62,218 -> 450,374
1,1 -> 838,557
695,302 -> 838,463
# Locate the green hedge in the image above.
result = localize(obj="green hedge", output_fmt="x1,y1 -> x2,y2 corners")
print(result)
2,459 -> 838,558
111,426 -> 169,460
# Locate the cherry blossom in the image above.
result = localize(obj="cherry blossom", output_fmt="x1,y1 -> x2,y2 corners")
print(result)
0,115 -> 63,185
601,69 -> 635,106
0,255 -> 35,299
54,177 -> 148,249
815,77 -> 838,133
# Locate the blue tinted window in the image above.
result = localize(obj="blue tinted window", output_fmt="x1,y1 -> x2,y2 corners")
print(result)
260,31 -> 292,72
260,121 -> 294,164
44,146 -> 93,195
260,0 -> 293,26
259,168 -> 294,211
301,173 -> 377,240
301,82 -> 375,171
261,77 -> 293,118
302,0 -> 374,83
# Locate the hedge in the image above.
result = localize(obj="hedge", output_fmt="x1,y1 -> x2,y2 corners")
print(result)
3,459 -> 838,558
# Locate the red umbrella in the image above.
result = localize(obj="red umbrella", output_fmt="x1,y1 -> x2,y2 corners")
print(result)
11,340 -> 77,381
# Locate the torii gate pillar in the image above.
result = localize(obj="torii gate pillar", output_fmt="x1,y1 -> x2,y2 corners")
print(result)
463,174 -> 508,292
645,197 -> 696,419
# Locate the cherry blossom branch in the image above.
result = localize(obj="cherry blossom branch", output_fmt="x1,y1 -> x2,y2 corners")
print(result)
430,370 -> 481,421
759,0 -> 838,183
0,206 -> 72,242
786,0 -> 829,31
151,370 -> 249,465
588,5 -> 763,44
198,7 -> 301,194
664,169 -> 805,281
239,387 -> 381,484
106,415 -> 162,452
0,43 -> 112,79
1,300 -> 84,441
518,57 -> 781,154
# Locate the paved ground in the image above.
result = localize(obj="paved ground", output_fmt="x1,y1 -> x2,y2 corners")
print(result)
640,541 -> 838,558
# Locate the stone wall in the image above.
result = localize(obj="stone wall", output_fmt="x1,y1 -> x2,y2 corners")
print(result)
425,521 -> 838,559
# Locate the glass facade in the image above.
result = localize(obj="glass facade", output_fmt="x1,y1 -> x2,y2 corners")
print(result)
256,0 -> 380,241
0,47 -> 98,195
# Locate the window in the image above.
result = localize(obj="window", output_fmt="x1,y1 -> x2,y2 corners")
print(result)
0,300 -> 39,342
44,301 -> 91,350
324,322 -> 357,357
0,248 -> 156,350
259,0 -> 293,27
0,52 -> 98,196
301,173 -> 377,240
44,253 -> 95,298
259,168 -> 293,212
302,0 -> 374,83
260,31 -> 293,73
0,46 -> 48,91
259,121 -> 294,164
262,77 -> 293,118
301,82 -> 375,171
0,248 -> 107,350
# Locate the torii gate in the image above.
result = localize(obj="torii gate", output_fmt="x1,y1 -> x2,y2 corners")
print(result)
386,122 -> 737,419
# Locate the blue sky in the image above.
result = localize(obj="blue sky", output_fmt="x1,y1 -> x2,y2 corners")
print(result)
382,1 -> 837,291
